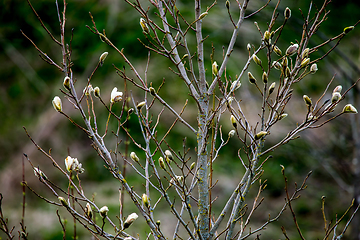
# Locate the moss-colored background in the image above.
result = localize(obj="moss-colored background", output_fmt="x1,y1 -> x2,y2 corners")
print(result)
1,0 -> 360,239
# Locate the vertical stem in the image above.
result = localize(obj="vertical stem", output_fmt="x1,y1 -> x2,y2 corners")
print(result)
195,0 -> 209,238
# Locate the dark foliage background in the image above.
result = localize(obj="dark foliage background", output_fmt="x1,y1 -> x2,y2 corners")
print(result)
1,0 -> 360,239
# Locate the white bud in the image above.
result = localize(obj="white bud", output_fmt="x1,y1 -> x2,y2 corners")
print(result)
111,87 -> 123,103
52,96 -> 62,112
99,206 -> 109,218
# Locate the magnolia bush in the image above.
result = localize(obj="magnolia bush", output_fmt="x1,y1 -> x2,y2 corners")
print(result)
2,0 -> 360,239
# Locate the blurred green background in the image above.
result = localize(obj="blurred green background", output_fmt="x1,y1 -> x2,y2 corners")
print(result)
1,0 -> 360,239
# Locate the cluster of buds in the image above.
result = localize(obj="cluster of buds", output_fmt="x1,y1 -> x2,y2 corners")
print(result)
65,156 -> 85,174
170,175 -> 184,186
33,167 -> 48,180
331,85 -> 342,104
83,84 -> 94,96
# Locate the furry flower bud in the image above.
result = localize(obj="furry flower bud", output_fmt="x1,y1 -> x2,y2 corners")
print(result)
343,26 -> 354,34
142,193 -> 150,208
199,12 -> 208,20
149,87 -> 156,96
310,63 -> 318,74
94,86 -> 100,98
301,48 -> 310,59
140,18 -> 149,34
99,206 -> 109,218
333,85 -> 342,94
262,72 -> 268,83
190,162 -> 195,170
33,167 -> 48,180
269,82 -> 276,95
342,104 -> 358,114
303,95 -> 312,107
273,45 -> 282,56
99,52 -> 108,66
58,197 -> 68,207
63,76 -> 70,91
85,203 -> 93,219
263,30 -> 271,44
252,54 -> 262,66
58,196 -> 68,207
165,150 -> 173,162
124,213 -> 139,229
230,80 -> 241,91
159,156 -> 166,169
228,129 -> 236,138
284,7 -> 291,19
225,0 -> 230,10
111,87 -> 123,103
255,131 -> 267,140
52,96 -> 62,112
247,43 -> 251,52
278,113 -> 288,120
230,115 -> 237,128
300,58 -> 310,68
212,61 -> 218,76
137,101 -> 146,110
272,61 -> 282,70
286,43 -> 298,56
248,72 -> 256,84
130,152 -> 139,163
331,92 -> 341,103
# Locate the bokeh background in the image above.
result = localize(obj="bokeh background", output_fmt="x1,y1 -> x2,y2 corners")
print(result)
1,0 -> 360,239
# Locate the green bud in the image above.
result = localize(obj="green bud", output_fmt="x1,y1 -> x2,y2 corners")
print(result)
262,72 -> 268,83
149,87 -> 156,96
248,72 -> 256,84
303,95 -> 312,107
142,193 -> 150,208
343,26 -> 354,34
230,115 -> 237,128
159,157 -> 166,169
269,82 -> 276,95
199,12 -> 208,20
255,131 -> 267,140
252,54 -> 262,66
300,58 -> 310,68
225,0 -> 230,9
273,45 -> 282,56
63,76 -> 70,91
